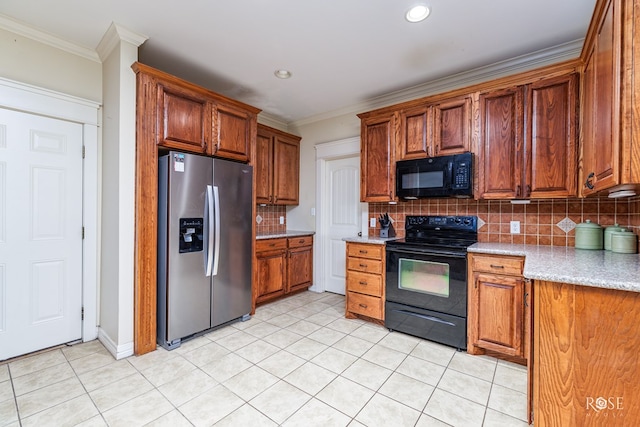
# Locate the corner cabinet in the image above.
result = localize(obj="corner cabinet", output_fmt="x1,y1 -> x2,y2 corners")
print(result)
478,72 -> 578,199
345,242 -> 385,322
359,112 -> 396,202
580,0 -> 640,196
467,253 -> 530,360
255,235 -> 313,305
255,124 -> 301,205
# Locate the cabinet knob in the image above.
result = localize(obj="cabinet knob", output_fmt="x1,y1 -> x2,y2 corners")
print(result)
526,185 -> 531,197
516,185 -> 521,197
585,172 -> 595,189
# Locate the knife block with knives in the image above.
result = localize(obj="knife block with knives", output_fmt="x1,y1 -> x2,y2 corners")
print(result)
378,213 -> 395,238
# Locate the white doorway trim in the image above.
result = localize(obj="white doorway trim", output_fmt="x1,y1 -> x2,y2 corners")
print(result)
313,136 -> 364,293
0,77 -> 101,343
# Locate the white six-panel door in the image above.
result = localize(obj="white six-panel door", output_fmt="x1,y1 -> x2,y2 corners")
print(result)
0,107 -> 83,361
324,156 -> 361,295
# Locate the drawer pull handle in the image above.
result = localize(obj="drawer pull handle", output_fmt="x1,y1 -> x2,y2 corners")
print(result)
359,304 -> 368,308
359,250 -> 368,254
298,239 -> 304,243
490,264 -> 504,269
269,243 -> 276,247
359,264 -> 368,268
359,281 -> 368,286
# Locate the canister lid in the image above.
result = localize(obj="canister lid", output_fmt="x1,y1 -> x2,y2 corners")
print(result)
576,219 -> 602,229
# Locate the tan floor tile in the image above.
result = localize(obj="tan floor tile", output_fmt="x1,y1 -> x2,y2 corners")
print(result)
415,413 -> 453,427
377,332 -> 421,354
61,340 -> 108,361
307,327 -> 346,346
89,372 -> 153,412
223,365 -> 279,401
139,354 -> 196,387
126,346 -> 177,372
378,372 -> 434,411
262,329 -> 303,349
171,336 -> 212,355
216,403 -> 278,427
265,313 -> 299,328
284,362 -> 337,395
409,340 -> 456,367
69,352 -> 116,375
493,363 -> 528,394
448,351 -> 497,382
342,359 -> 392,391
316,377 -> 374,418
75,415 -> 108,426
179,384 -> 244,426
249,380 -> 312,425
201,352 -> 253,383
285,337 -> 328,360
9,350 -> 67,378
332,335 -> 374,357
181,341 -> 230,367
305,311 -> 339,326
355,393 -> 420,427
325,318 -> 364,334
350,324 -> 388,343
235,339 -> 280,364
157,368 -> 218,406
20,394 -> 98,427
0,380 -> 13,402
282,398 -> 351,427
16,376 -> 85,418
12,361 -> 75,396
361,344 -> 407,370
438,368 -> 492,406
0,366 -> 9,383
77,359 -> 136,392
102,389 -> 173,427
310,347 -> 357,374
242,321 -> 281,338
145,409 -> 193,427
286,320 -> 322,336
483,408 -> 530,426
258,350 -> 306,378
216,330 -> 259,351
0,399 -> 18,426
487,383 -> 528,422
424,388 -> 486,427
396,355 -> 446,386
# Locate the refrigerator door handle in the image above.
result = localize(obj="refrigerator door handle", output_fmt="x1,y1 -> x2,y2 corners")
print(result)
212,185 -> 221,276
205,185 -> 214,277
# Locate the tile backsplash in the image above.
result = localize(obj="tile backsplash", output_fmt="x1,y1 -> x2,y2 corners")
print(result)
369,197 -> 640,246
256,205 -> 287,235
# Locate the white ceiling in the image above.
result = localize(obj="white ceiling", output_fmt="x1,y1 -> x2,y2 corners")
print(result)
0,0 -> 597,125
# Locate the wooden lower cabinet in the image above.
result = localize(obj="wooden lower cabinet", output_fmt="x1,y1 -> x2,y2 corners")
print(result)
255,235 -> 313,305
345,242 -> 385,322
467,253 -> 529,361
534,281 -> 640,426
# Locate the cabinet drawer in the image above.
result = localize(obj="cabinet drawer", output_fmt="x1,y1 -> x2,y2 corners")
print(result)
472,255 -> 523,275
288,235 -> 313,248
256,238 -> 287,252
347,243 -> 383,260
347,257 -> 383,275
347,292 -> 383,319
346,271 -> 382,297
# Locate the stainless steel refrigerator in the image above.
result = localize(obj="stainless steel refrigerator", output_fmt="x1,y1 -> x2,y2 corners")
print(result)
157,151 -> 253,350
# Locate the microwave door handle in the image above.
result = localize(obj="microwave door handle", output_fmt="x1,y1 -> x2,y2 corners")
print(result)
447,161 -> 453,189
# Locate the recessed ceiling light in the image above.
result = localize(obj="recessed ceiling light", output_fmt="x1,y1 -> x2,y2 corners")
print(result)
274,69 -> 292,79
406,4 -> 431,23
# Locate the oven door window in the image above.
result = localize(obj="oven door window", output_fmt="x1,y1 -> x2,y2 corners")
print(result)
398,258 -> 449,297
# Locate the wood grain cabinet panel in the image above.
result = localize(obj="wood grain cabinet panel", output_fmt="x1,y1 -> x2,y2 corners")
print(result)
359,113 -> 396,202
212,102 -> 253,162
255,124 -> 301,205
433,95 -> 471,156
398,105 -> 431,160
156,82 -> 210,153
255,235 -> 313,305
345,242 -> 385,323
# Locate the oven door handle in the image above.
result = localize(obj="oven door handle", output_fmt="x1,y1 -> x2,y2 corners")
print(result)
392,309 -> 456,327
385,247 -> 467,259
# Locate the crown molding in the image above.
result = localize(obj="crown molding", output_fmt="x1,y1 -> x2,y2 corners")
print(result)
291,39 -> 584,128
257,112 -> 290,131
96,22 -> 148,62
0,13 -> 101,62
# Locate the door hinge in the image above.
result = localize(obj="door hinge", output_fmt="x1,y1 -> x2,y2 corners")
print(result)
81,307 -> 84,320
82,227 -> 85,239
82,146 -> 85,159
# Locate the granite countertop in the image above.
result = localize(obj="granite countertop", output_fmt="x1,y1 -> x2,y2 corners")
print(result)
256,230 -> 315,240
342,236 -> 399,245
468,243 -> 640,293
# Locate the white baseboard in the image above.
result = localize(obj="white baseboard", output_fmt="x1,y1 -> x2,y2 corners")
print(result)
98,328 -> 134,360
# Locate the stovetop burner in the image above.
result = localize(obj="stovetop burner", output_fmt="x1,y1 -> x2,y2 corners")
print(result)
386,215 -> 478,252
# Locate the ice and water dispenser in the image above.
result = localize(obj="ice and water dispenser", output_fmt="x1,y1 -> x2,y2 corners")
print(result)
179,218 -> 204,253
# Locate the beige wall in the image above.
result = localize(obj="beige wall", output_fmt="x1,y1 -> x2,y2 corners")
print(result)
0,28 -> 101,102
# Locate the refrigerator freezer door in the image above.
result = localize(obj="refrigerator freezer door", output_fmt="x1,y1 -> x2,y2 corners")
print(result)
161,152 -> 213,344
211,158 -> 253,327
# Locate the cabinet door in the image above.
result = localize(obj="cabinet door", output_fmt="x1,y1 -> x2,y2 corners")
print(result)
288,245 -> 313,293
255,131 -> 273,204
398,105 -> 431,160
360,113 -> 396,202
212,103 -> 253,162
581,0 -> 622,195
156,82 -> 210,153
433,96 -> 471,156
525,74 -> 578,198
255,249 -> 286,303
478,87 -> 524,199
273,135 -> 300,205
471,272 -> 524,357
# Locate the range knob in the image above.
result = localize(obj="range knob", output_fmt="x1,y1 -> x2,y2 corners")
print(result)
463,218 -> 471,225
454,217 -> 462,224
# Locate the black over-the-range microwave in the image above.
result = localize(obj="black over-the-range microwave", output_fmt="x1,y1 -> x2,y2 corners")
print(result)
396,152 -> 473,199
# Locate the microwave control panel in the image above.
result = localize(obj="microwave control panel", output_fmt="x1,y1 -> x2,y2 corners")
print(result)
452,157 -> 471,190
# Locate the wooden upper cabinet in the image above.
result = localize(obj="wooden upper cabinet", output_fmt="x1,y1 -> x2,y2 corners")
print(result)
581,0 -> 622,195
273,134 -> 300,205
525,74 -> 578,198
478,86 -> 524,199
255,131 -> 273,204
398,105 -> 431,159
157,81 -> 211,153
212,102 -> 254,162
433,95 -> 471,156
255,124 -> 301,205
360,112 -> 396,202
397,95 -> 471,161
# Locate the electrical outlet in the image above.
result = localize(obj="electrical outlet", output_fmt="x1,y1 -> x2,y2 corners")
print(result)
370,217 -> 376,227
510,220 -> 521,234
279,216 -> 285,225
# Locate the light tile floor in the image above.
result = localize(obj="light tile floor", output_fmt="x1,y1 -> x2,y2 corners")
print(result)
0,291 -> 529,426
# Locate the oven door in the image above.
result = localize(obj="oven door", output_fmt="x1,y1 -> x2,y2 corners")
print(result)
385,246 -> 467,318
